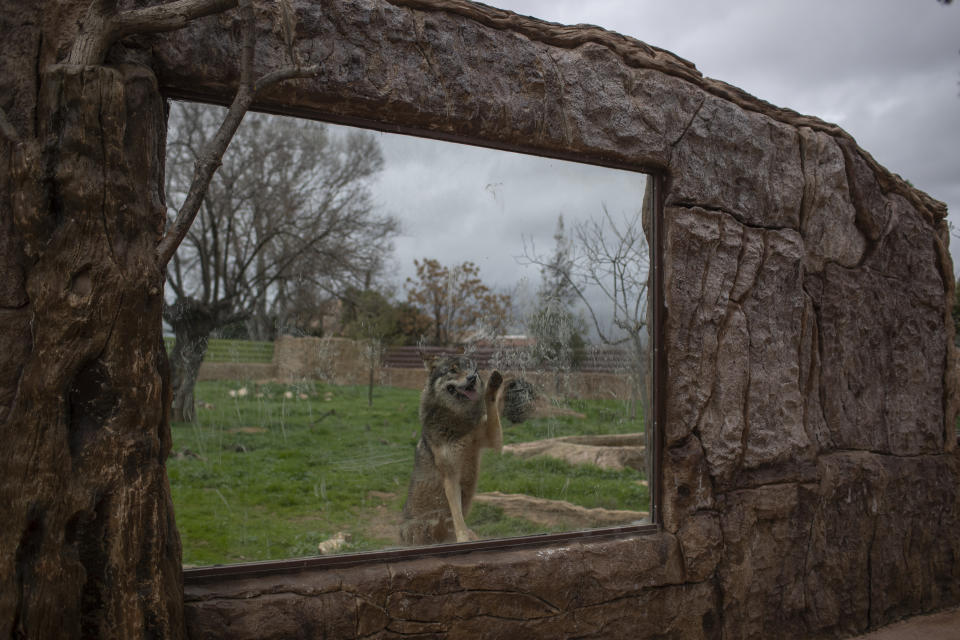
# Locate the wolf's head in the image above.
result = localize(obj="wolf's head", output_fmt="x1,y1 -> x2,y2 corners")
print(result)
423,355 -> 485,411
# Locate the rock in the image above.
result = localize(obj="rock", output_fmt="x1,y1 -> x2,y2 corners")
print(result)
502,434 -> 646,472
662,435 -> 715,533
474,492 -> 648,529
317,531 -> 351,555
804,452 -> 960,634
819,263 -> 945,454
665,207 -> 813,485
676,511 -> 723,583
670,94 -> 804,230
797,127 -> 866,273
717,483 -> 818,638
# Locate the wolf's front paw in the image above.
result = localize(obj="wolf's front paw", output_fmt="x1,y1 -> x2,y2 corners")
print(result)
486,370 -> 503,400
456,528 -> 480,543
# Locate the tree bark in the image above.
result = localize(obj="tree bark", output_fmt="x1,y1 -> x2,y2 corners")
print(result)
166,301 -> 221,423
0,63 -> 184,638
169,333 -> 208,424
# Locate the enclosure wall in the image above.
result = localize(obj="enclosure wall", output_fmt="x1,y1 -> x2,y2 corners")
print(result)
1,0 -> 957,638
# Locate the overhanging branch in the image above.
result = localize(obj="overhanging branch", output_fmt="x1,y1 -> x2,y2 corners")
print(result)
155,0 -> 318,268
68,0 -> 240,66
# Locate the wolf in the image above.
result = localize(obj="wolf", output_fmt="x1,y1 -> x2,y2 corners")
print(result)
399,354 -> 504,545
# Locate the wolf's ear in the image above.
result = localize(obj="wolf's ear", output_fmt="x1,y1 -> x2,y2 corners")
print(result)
418,344 -> 437,371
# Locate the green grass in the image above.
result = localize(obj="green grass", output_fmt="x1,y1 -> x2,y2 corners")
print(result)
168,380 -> 649,566
163,338 -> 274,363
479,452 -> 646,511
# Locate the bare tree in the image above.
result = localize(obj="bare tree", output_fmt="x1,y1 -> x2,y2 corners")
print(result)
164,102 -> 398,421
521,203 -> 650,416
527,216 -> 587,367
523,216 -> 588,395
341,285 -> 394,407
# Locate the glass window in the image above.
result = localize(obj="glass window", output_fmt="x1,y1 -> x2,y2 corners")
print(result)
163,101 -> 658,570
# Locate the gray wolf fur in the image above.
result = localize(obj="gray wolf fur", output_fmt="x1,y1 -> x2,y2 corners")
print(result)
400,355 -> 504,545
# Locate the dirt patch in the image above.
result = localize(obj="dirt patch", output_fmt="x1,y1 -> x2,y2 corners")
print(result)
227,426 -> 268,434
173,448 -> 205,460
503,432 -> 646,472
474,492 -> 648,529
362,503 -> 403,546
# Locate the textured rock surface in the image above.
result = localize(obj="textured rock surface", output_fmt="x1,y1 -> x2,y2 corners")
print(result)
184,535 -> 706,640
664,206 -> 813,487
1,0 -> 957,638
164,2 -> 957,638
668,94 -> 804,229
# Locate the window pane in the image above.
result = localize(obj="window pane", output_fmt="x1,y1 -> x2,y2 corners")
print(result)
164,102 -> 653,566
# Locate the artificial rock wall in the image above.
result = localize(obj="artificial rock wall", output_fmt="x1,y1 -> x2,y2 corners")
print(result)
146,1 -> 960,638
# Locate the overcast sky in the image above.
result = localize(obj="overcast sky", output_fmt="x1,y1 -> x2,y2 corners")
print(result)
484,0 -> 960,261
367,135 -> 647,306
355,0 -> 960,305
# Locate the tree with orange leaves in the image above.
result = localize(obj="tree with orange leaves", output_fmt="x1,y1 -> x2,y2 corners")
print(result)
405,259 -> 512,346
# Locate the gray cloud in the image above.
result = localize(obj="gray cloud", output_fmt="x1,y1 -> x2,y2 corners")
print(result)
323,0 -> 958,331
361,129 -> 648,297
488,0 -> 960,269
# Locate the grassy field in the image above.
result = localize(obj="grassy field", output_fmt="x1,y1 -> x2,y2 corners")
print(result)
168,380 -> 649,566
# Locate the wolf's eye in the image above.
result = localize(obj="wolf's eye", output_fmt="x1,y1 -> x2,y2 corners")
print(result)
445,384 -> 456,394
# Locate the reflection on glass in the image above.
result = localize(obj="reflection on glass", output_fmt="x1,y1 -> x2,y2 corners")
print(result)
163,102 -> 652,567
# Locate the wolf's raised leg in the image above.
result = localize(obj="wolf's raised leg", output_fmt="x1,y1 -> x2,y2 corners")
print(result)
482,370 -> 504,452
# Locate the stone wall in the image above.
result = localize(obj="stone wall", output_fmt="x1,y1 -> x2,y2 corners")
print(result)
153,1 -> 960,638
197,362 -> 277,382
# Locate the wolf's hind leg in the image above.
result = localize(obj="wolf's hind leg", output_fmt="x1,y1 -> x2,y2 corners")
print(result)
442,470 -> 476,542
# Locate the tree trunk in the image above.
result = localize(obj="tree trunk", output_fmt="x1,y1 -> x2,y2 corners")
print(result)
169,331 -> 209,423
245,280 -> 272,341
368,365 -> 375,407
166,302 -> 220,423
0,63 -> 184,638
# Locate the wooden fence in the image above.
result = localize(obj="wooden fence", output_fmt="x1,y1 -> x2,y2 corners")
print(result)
383,345 -> 636,374
163,337 -> 275,363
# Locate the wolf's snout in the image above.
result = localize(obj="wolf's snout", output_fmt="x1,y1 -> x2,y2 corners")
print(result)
467,374 -> 477,386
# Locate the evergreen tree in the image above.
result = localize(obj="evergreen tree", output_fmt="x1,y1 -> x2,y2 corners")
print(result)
527,215 -> 587,374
